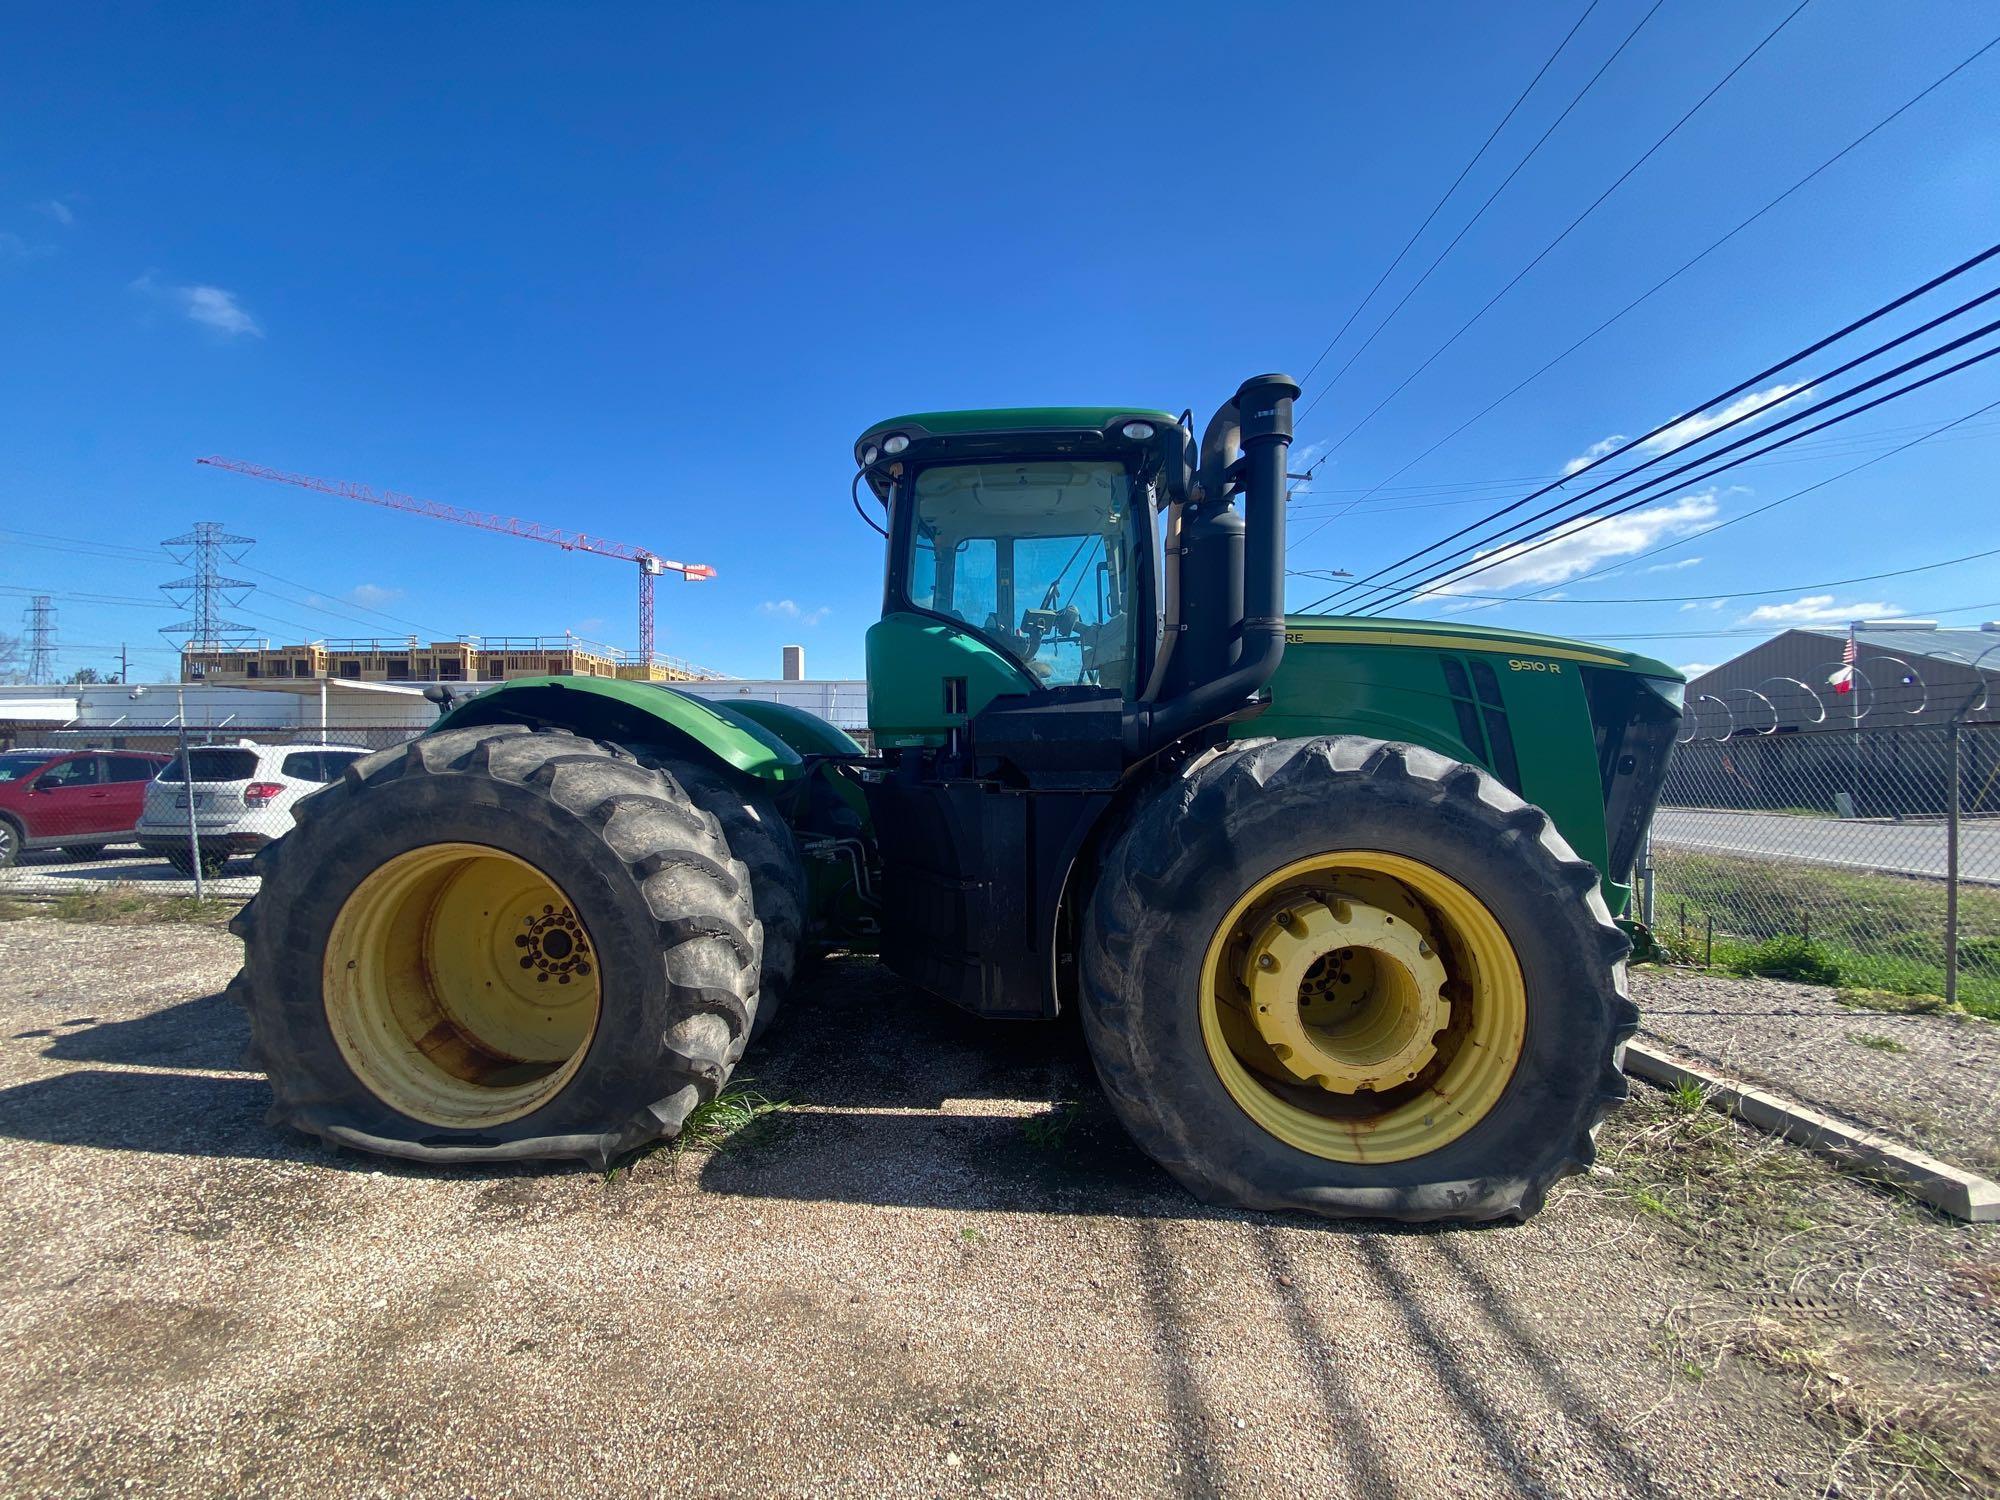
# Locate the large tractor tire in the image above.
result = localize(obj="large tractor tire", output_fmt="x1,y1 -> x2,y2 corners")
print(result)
654,758 -> 805,1039
1080,735 -> 1634,1224
227,725 -> 760,1167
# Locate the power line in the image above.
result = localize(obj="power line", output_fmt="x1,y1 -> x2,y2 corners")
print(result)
1297,0 -> 1602,389
1566,598 -> 2000,642
1414,542 -> 2000,606
1489,396 -> 2000,603
1358,335 -> 2000,614
1315,0 -> 1814,467
1304,242 -> 2000,611
1348,298 -> 2000,611
1284,414 -> 2000,521
1296,0 -> 1669,425
1311,31 -> 2000,523
0,525 -> 450,638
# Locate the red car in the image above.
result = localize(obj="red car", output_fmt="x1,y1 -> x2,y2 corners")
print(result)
0,748 -> 173,867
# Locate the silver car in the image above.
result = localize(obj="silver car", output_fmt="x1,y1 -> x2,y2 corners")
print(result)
136,741 -> 369,876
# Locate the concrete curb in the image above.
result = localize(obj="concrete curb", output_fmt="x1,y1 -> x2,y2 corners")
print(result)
1623,1039 -> 2000,1224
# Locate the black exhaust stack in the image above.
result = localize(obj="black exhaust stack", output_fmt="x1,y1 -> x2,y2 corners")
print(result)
1127,372 -> 1299,758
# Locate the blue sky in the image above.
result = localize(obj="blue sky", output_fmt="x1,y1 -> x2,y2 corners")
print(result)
3,0 -> 1996,683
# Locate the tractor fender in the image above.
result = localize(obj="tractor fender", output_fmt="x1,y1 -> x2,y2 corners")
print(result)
1042,738 -> 1262,1015
431,676 -> 806,783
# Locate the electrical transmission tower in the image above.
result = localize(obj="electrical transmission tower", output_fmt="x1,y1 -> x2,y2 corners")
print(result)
22,595 -> 56,682
159,523 -> 257,663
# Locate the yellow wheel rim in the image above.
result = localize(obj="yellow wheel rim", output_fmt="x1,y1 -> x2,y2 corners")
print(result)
1199,851 -> 1526,1163
323,843 -> 603,1129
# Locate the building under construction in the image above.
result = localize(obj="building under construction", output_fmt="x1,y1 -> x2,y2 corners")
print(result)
181,636 -> 719,685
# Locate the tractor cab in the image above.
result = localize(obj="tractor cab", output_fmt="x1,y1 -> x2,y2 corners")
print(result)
857,377 -> 1301,775
856,407 -> 1182,747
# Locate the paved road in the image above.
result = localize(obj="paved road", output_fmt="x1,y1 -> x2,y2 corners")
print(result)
1652,808 -> 2000,885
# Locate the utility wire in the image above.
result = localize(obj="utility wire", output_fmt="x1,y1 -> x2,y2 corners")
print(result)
1308,32 -> 2000,527
1304,242 -> 2000,611
1493,395 -> 2000,601
1297,1 -> 1602,389
1565,598 -> 2000,642
0,525 -> 449,638
1414,542 -> 2000,605
1315,0 -> 1814,469
1357,337 -> 2000,613
1296,0 -> 1669,425
1343,294 -> 2000,611
1284,414 -> 2000,522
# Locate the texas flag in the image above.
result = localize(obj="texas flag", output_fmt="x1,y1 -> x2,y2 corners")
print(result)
1829,633 -> 1858,695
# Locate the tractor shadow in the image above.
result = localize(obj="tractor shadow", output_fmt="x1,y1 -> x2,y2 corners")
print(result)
702,955 -> 1355,1226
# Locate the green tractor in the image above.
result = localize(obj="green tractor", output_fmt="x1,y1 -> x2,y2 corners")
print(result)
229,374 -> 1682,1221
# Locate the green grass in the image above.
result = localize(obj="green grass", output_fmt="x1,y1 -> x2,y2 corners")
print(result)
1021,1101 -> 1081,1151
674,1084 -> 789,1153
0,887 -> 241,926
1844,1031 -> 1909,1054
1653,849 -> 2000,1019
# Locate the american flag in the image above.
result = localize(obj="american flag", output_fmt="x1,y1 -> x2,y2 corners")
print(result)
1830,630 -> 1857,694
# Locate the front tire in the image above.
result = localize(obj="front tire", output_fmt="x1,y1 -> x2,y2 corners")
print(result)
228,725 -> 760,1167
1080,736 -> 1634,1224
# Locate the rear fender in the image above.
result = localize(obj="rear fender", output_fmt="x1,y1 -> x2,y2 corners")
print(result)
432,677 -> 805,783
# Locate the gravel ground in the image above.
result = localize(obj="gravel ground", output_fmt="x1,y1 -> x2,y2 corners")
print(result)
2,917 -> 1996,1498
1630,968 -> 2000,1176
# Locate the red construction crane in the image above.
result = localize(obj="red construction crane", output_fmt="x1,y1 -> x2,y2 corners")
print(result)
196,456 -> 715,661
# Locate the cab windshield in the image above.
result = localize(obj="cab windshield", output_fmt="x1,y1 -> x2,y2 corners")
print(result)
905,460 -> 1140,692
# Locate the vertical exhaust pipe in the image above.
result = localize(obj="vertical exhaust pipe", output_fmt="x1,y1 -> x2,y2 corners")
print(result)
1129,372 -> 1299,756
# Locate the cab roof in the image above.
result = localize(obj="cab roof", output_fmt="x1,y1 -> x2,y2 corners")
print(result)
856,406 -> 1179,446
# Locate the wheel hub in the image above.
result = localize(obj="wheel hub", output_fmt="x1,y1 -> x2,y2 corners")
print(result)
1243,896 -> 1449,1094
322,842 -> 603,1128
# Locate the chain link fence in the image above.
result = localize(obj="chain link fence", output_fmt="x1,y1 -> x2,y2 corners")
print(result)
0,722 -> 424,903
1640,721 -> 2000,1018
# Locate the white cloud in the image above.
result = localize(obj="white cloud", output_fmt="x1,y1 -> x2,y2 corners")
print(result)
1640,556 -> 1703,574
1556,385 -> 1806,482
1676,662 -> 1717,677
1640,383 -> 1806,456
1677,598 -> 1726,612
32,198 -> 74,226
1287,441 -> 1328,494
349,583 -> 404,608
180,284 -> 262,337
760,599 -> 830,626
1419,491 -> 1719,599
0,231 -> 53,262
1739,594 -> 1901,627
1561,434 -> 1626,476
130,272 -> 263,337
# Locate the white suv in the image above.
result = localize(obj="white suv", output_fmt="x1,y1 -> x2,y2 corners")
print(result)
137,741 -> 370,876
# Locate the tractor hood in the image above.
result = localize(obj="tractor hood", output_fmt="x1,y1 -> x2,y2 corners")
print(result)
1285,615 -> 1681,681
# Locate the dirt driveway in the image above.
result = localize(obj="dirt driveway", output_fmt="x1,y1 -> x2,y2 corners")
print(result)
2,916 -> 1995,1498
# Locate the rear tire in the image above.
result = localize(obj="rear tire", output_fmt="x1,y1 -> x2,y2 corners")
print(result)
1080,735 -> 1634,1224
654,758 -> 806,1040
227,725 -> 761,1167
